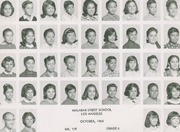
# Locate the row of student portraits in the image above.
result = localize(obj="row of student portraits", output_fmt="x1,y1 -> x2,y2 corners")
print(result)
1,0 -> 180,22
0,24 -> 180,49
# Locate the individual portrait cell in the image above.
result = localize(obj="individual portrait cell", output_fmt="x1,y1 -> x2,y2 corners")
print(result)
0,110 -> 16,132
164,0 -> 180,21
61,81 -> 78,105
102,0 -> 120,21
19,0 -> 37,21
40,25 -> 57,49
20,109 -> 37,132
19,26 -> 37,49
19,81 -> 37,105
61,0 -> 78,21
102,53 -> 120,77
40,0 -> 58,21
143,53 -> 161,77
143,81 -> 161,105
143,0 -> 161,21
19,54 -> 37,78
123,81 -> 141,105
81,53 -> 99,77
0,54 -> 16,78
164,25 -> 180,49
40,53 -> 58,77
81,0 -> 98,21
123,25 -> 140,49
143,109 -> 162,132
81,25 -> 99,49
164,81 -> 180,105
60,25 -> 78,49
0,26 -> 16,49
123,53 -> 140,77
102,81 -> 120,105
61,53 -> 78,77
143,25 -> 161,49
164,53 -> 180,77
102,25 -> 120,49
123,0 -> 140,21
0,81 -> 16,105
40,81 -> 58,105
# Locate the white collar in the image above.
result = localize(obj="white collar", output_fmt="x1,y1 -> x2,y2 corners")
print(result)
23,14 -> 33,21
4,71 -> 13,75
23,98 -> 34,103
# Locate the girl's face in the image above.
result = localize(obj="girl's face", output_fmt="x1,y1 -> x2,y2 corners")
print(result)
147,31 -> 157,44
129,87 -> 138,99
46,60 -> 55,72
3,4 -> 12,17
25,31 -> 35,44
108,87 -> 117,98
25,116 -> 33,128
128,31 -> 137,42
87,32 -> 96,44
45,32 -> 55,45
4,31 -> 13,44
66,58 -> 75,71
46,88 -> 55,100
169,32 -> 179,44
107,59 -> 116,71
169,57 -> 179,70
66,4 -> 74,15
46,4 -> 55,16
171,116 -> 180,127
168,3 -> 178,17
25,89 -> 34,101
4,61 -> 14,72
129,60 -> 137,71
67,89 -> 76,100
87,60 -> 96,72
171,87 -> 180,99
25,59 -> 35,71
87,3 -> 95,16
24,3 -> 33,16
107,2 -> 117,15
108,32 -> 116,43
127,2 -> 136,14
149,116 -> 158,127
149,58 -> 158,70
5,89 -> 13,100
148,3 -> 157,16
66,32 -> 76,44
87,86 -> 96,100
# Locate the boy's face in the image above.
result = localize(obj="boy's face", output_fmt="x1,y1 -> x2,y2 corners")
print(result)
45,32 -> 55,45
148,3 -> 157,16
128,31 -> 137,42
169,32 -> 179,44
24,3 -> 33,16
4,61 -> 14,72
4,31 -> 13,44
46,59 -> 55,72
67,89 -> 76,100
108,87 -> 117,98
107,2 -> 117,15
149,86 -> 158,99
107,59 -> 116,71
25,59 -> 35,71
66,4 -> 74,15
66,58 -> 75,71
4,113 -> 15,130
87,31 -> 96,44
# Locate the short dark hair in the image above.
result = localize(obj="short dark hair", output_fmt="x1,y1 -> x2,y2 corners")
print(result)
107,83 -> 117,93
3,84 -> 13,95
62,28 -> 77,44
106,0 -> 117,9
125,56 -> 139,71
168,27 -> 179,39
126,27 -> 137,36
147,0 -> 156,7
41,0 -> 57,18
3,28 -> 13,38
166,82 -> 180,99
21,83 -> 36,98
43,84 -> 56,99
166,0 -> 178,11
22,0 -> 33,9
64,0 -> 74,9
43,28 -> 55,38
65,84 -> 76,95
104,28 -> 117,42
86,55 -> 96,66
145,111 -> 160,128
147,55 -> 158,66
22,112 -> 36,127
82,84 -> 99,100
124,83 -> 140,97
64,55 -> 76,64
44,55 -> 56,66
85,28 -> 96,39
105,56 -> 117,64
82,0 -> 98,17
123,0 -> 139,14
1,56 -> 15,68
24,56 -> 35,66
0,1 -> 14,16
166,111 -> 180,126
2,112 -> 14,120
147,83 -> 158,94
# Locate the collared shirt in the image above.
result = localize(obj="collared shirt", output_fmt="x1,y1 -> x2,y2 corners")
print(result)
62,13 -> 78,21
21,98 -> 36,105
143,97 -> 161,105
41,71 -> 58,77
102,69 -> 119,77
123,14 -> 138,21
164,69 -> 180,77
0,72 -> 16,77
165,99 -> 180,105
82,98 -> 99,105
40,99 -> 57,105
165,15 -> 179,21
102,13 -> 120,21
61,69 -> 77,77
144,42 -> 158,49
81,15 -> 98,21
20,70 -> 37,77
21,127 -> 36,132
61,97 -> 78,105
102,96 -> 119,105
164,42 -> 180,49
61,42 -> 78,49
144,13 -> 159,21
19,15 -> 37,21
82,71 -> 98,77
123,96 -> 140,105
102,42 -> 118,49
19,44 -> 36,49
4,127 -> 16,132
0,41 -> 16,49
144,69 -> 160,77
123,40 -> 140,49
81,42 -> 98,49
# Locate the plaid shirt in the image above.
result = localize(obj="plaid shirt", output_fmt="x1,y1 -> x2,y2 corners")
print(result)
102,69 -> 119,77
